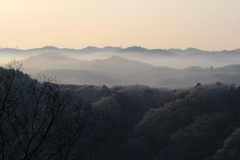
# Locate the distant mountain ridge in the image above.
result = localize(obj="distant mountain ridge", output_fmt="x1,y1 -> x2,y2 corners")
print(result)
1,46 -> 240,54
117,46 -> 175,56
0,46 -> 122,54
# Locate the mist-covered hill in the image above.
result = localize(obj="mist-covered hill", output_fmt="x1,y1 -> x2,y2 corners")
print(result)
19,51 -> 240,88
88,56 -> 154,74
21,51 -> 92,69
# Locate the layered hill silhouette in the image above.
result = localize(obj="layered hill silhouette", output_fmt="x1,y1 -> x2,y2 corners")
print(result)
88,56 -> 154,74
21,51 -> 92,69
18,50 -> 240,88
0,45 -> 240,88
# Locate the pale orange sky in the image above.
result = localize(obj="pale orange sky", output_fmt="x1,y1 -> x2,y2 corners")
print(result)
0,0 -> 239,50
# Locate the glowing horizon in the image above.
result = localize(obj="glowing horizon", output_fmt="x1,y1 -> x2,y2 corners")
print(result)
0,0 -> 239,51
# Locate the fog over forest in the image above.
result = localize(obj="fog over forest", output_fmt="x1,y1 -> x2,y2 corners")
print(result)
1,46 -> 240,159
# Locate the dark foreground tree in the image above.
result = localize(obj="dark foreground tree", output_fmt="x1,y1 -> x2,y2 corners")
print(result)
0,60 -> 100,160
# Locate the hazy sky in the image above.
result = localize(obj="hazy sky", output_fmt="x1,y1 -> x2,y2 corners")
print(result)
0,0 -> 239,50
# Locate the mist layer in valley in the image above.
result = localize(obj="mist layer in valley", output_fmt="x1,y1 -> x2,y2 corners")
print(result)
1,46 -> 240,88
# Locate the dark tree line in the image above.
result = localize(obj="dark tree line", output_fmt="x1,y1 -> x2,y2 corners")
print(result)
63,81 -> 240,160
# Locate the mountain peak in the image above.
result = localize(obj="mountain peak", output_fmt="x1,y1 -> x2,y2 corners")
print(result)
185,47 -> 202,52
118,46 -> 149,53
42,46 -> 59,50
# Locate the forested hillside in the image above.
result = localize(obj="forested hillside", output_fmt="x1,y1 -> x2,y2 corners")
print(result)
1,63 -> 240,159
62,82 -> 240,160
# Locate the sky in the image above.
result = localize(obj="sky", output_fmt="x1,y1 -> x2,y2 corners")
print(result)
0,0 -> 239,50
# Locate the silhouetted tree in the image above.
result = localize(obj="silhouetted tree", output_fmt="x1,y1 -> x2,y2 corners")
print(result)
0,60 -> 100,160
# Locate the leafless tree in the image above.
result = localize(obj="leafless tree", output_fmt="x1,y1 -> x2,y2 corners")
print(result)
0,60 -> 100,160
